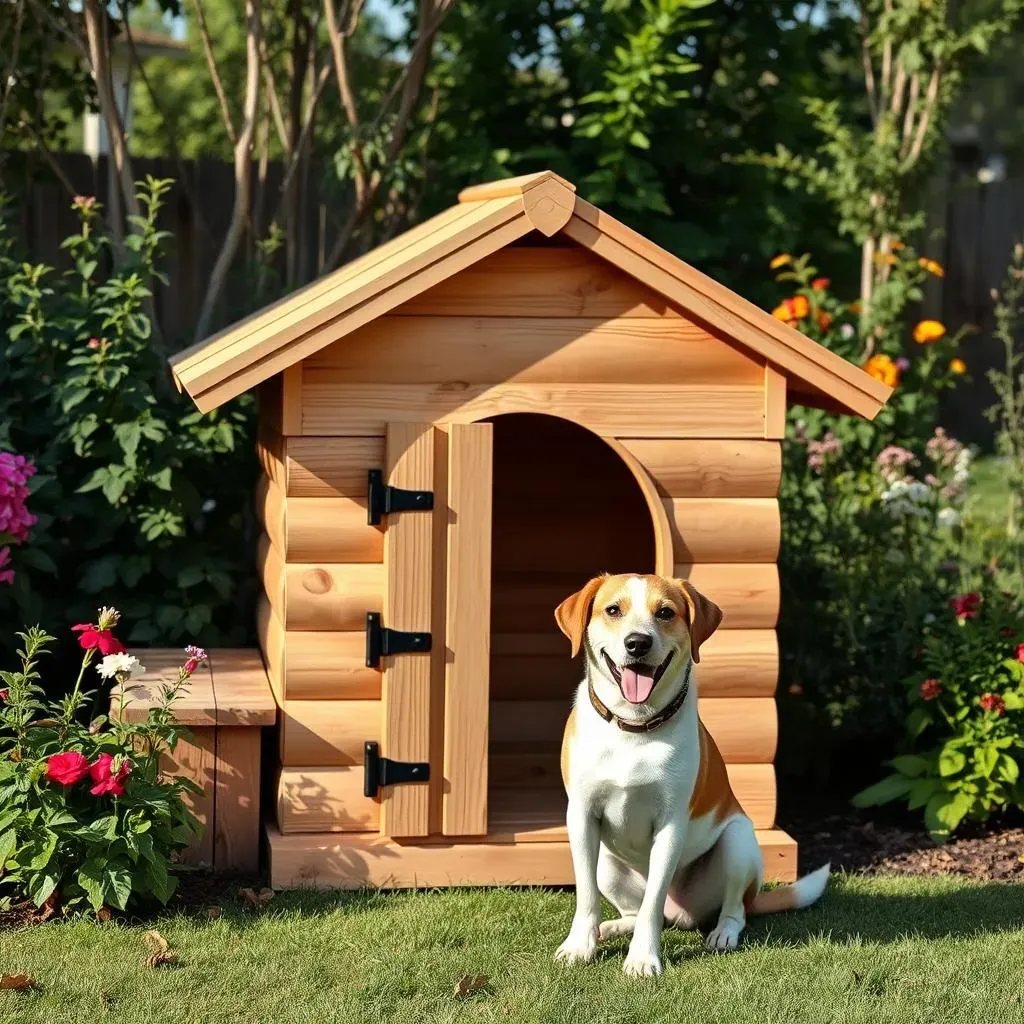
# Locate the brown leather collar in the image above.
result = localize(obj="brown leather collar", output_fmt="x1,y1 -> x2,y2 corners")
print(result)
587,661 -> 692,733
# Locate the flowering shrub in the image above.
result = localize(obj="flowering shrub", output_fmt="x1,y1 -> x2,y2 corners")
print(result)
0,607 -> 204,913
853,583 -> 1024,840
0,183 -> 255,653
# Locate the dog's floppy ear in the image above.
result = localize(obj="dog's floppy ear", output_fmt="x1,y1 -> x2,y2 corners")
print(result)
555,575 -> 607,658
676,579 -> 723,663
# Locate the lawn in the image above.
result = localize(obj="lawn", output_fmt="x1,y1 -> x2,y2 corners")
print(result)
1,874 -> 1022,1024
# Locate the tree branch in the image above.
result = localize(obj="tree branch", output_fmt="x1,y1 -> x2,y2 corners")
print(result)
323,0 -> 369,201
861,13 -> 877,127
194,0 -> 262,341
905,64 -> 941,166
190,0 -> 237,147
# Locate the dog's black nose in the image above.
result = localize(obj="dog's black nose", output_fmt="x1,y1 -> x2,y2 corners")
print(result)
623,632 -> 653,657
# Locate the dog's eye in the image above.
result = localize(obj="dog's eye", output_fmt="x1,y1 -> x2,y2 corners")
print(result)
655,606 -> 676,621
605,604 -> 622,618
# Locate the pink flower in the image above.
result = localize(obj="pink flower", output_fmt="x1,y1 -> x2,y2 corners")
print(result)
895,357 -> 910,371
87,338 -> 100,350
72,623 -> 126,655
0,546 -> 13,585
184,645 -> 207,661
949,593 -> 981,620
183,657 -> 199,676
1016,644 -> 1024,662
89,753 -> 132,797
919,679 -> 942,701
875,445 -> 916,481
0,452 -> 37,544
46,751 -> 91,786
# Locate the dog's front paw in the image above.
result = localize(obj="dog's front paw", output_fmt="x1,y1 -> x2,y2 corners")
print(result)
598,916 -> 636,941
704,919 -> 743,952
554,927 -> 598,966
622,947 -> 662,978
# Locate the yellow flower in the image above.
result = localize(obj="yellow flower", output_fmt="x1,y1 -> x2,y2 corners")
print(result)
919,258 -> 944,278
864,354 -> 900,388
874,252 -> 898,266
913,319 -> 946,344
771,295 -> 810,323
769,254 -> 792,270
890,240 -> 905,251
950,358 -> 966,374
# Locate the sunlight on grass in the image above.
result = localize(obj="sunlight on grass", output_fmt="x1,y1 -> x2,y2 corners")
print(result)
0,875 -> 1022,1024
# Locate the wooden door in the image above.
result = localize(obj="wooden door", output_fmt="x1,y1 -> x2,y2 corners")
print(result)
379,423 -> 441,837
442,423 -> 494,836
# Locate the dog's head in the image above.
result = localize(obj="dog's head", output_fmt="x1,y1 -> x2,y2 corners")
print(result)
555,574 -> 722,711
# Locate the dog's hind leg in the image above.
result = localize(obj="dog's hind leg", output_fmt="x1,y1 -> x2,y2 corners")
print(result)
596,846 -> 644,941
698,816 -> 762,952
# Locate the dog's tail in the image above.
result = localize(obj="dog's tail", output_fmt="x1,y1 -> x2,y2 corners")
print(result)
747,863 -> 830,917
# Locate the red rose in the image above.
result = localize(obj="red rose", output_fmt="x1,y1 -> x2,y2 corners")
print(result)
979,693 -> 1006,716
89,753 -> 132,797
919,679 -> 942,701
949,593 -> 981,620
1016,644 -> 1024,662
183,657 -> 199,676
0,689 -> 7,701
72,623 -> 126,655
46,751 -> 91,786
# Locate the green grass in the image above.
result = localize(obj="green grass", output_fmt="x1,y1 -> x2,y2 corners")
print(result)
1,875 -> 1023,1023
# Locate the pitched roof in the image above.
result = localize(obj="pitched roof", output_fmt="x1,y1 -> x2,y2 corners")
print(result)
169,170 -> 892,419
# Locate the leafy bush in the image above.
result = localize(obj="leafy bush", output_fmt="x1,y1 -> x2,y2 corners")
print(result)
0,182 -> 256,654
0,609 -> 204,913
853,582 -> 1024,840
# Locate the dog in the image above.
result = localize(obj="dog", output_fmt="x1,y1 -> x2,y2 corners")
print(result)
553,573 -> 829,977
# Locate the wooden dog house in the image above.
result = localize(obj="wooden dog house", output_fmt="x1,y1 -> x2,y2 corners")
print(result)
169,171 -> 891,889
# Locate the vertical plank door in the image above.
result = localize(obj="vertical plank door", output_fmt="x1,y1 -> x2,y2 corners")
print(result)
379,423 -> 440,837
442,423 -> 494,836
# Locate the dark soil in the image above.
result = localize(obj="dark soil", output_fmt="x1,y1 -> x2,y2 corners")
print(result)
785,807 -> 1024,882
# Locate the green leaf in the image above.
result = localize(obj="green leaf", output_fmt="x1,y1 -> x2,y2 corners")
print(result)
115,422 -> 142,459
905,708 -> 930,739
29,871 -> 59,908
140,853 -> 175,905
0,828 -> 17,868
628,130 -> 650,150
889,754 -> 929,778
938,747 -> 966,777
29,830 -> 58,871
852,773 -> 913,807
997,754 -> 1020,783
78,859 -> 105,911
176,565 -> 205,588
102,864 -> 133,911
975,745 -> 999,778
150,467 -> 172,491
924,791 -> 972,840
1002,690 -> 1024,710
907,777 -> 939,811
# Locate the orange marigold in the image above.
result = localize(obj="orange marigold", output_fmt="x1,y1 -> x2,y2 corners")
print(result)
950,358 -> 966,374
817,311 -> 833,331
919,258 -> 944,278
811,277 -> 831,291
913,319 -> 946,344
771,295 -> 809,322
770,254 -> 792,270
849,301 -> 862,316
875,252 -> 898,266
864,354 -> 900,388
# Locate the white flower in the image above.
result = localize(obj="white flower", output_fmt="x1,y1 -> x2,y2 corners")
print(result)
97,653 -> 145,680
937,508 -> 961,528
202,499 -> 217,513
924,613 -> 936,624
840,323 -> 855,339
906,481 -> 930,503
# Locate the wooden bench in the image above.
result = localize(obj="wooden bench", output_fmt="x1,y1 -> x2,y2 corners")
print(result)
110,648 -> 276,874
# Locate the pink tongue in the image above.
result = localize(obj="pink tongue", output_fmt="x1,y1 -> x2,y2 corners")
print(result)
620,666 -> 656,704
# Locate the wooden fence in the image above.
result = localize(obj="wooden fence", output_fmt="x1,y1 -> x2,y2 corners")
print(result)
5,152 -> 334,350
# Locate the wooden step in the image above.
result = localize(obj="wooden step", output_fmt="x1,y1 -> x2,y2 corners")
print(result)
266,822 -> 799,889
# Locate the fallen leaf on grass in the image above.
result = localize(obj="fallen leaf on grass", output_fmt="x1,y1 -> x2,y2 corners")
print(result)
238,887 -> 275,907
0,973 -> 36,991
207,906 -> 221,920
453,975 -> 490,999
143,930 -> 178,969
96,906 -> 112,923
100,992 -> 116,1007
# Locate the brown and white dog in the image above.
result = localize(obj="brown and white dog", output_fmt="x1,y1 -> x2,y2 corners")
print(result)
553,573 -> 829,977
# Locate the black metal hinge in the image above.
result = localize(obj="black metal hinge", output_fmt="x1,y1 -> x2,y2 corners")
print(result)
363,741 -> 430,797
367,468 -> 433,526
365,612 -> 432,669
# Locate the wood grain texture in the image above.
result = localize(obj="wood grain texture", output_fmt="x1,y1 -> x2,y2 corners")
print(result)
285,436 -> 385,497
163,728 -> 216,868
764,365 -> 787,439
663,498 -> 781,563
278,766 -> 377,834
394,247 -> 685,318
266,825 -> 798,888
281,696 -> 776,767
306,316 -> 762,386
213,727 -> 262,873
443,424 -> 493,836
113,649 -> 217,726
490,628 -> 777,701
273,628 -> 380,699
282,363 -> 303,434
491,565 -> 779,633
380,423 -> 437,837
300,382 -> 767,438
208,648 -> 277,726
619,439 -> 781,498
266,494 -> 383,563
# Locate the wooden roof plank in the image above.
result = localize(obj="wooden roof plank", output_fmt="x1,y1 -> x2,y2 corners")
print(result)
458,170 -> 576,203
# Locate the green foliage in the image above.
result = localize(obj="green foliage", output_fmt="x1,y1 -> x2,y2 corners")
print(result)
0,619 -> 202,912
0,181 -> 256,651
853,582 -> 1024,840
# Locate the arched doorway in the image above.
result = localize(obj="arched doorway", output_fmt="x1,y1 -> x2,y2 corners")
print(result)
484,413 -> 657,832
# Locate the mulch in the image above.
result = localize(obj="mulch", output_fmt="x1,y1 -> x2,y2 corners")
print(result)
785,808 -> 1024,882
